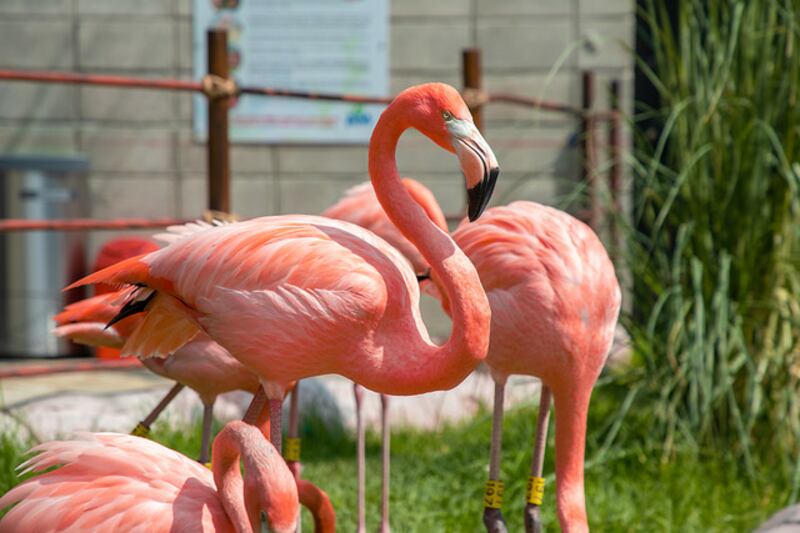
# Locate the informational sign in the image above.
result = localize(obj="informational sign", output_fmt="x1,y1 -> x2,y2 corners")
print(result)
193,0 -> 389,144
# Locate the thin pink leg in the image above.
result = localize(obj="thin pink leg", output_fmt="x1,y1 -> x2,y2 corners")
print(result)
483,380 -> 508,533
131,382 -> 185,436
243,386 -> 267,426
198,400 -> 215,465
269,397 -> 283,454
354,383 -> 366,533
379,393 -> 391,533
524,385 -> 552,533
287,382 -> 302,480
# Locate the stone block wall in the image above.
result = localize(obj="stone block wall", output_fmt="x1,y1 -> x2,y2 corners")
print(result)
0,0 -> 634,294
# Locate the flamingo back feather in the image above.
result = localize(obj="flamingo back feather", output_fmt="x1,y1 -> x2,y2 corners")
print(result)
0,433 -> 231,532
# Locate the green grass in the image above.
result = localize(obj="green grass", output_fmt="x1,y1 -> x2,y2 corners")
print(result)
0,386 -> 791,532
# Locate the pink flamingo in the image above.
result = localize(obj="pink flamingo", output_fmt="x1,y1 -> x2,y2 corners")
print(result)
66,84 -> 499,463
439,201 -> 621,533
53,293 -> 260,465
321,177 -> 449,533
0,420 -> 299,532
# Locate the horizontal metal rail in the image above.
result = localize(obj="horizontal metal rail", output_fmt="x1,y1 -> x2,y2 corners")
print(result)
0,218 -> 191,231
0,68 -> 589,115
0,357 -> 142,379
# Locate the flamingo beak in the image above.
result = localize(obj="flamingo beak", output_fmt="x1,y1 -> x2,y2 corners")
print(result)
448,119 -> 500,221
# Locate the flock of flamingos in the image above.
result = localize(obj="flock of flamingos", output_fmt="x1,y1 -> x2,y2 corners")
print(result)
0,83 -> 621,533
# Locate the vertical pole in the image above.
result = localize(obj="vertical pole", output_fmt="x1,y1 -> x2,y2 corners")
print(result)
608,79 -> 623,262
581,71 -> 597,229
462,48 -> 483,132
207,29 -> 231,213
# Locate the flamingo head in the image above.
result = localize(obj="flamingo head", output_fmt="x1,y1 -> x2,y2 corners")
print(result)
246,446 -> 299,533
396,83 -> 500,221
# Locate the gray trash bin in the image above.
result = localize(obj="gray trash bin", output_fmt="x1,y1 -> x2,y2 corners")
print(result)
0,155 -> 90,358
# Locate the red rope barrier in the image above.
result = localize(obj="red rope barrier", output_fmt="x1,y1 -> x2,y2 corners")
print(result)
0,69 -> 201,93
0,218 -> 192,231
0,68 -> 596,115
488,92 -> 583,116
238,85 -> 392,105
0,358 -> 142,379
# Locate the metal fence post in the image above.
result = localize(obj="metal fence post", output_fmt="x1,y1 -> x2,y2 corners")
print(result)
462,48 -> 483,132
207,29 -> 231,213
581,71 -> 598,229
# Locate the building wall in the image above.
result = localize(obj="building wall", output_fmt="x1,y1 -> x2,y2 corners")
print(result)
0,0 -> 633,288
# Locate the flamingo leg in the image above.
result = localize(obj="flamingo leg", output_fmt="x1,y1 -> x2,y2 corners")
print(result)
131,382 -> 185,437
287,382 -> 302,480
198,400 -> 215,465
287,384 -> 303,533
243,386 -> 267,425
269,397 -> 283,454
524,385 -> 552,533
354,384 -> 366,533
379,393 -> 391,533
483,380 -> 508,533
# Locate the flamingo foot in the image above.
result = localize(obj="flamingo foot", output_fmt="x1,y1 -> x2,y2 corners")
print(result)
525,503 -> 542,533
482,508 -> 508,533
524,503 -> 543,533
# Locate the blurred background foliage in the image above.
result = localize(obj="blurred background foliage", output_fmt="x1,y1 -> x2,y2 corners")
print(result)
611,0 -> 800,497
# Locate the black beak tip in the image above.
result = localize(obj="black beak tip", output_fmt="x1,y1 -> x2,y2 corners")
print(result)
466,166 -> 500,222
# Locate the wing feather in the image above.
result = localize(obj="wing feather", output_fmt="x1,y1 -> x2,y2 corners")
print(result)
0,433 -> 228,532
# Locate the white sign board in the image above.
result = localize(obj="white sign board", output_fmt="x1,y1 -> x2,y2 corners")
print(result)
193,0 -> 389,144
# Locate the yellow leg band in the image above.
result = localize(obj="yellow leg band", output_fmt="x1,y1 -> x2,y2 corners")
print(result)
483,479 -> 504,509
284,437 -> 301,462
131,422 -> 150,438
526,476 -> 545,505
204,462 -> 213,470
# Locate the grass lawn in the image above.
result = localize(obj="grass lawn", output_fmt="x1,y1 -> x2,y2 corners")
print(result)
0,385 -> 792,532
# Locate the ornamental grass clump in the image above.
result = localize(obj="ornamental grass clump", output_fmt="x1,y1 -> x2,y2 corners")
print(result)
619,0 -> 800,486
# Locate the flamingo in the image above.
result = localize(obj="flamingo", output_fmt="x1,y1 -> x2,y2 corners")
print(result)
53,293 -> 260,465
435,201 -> 621,533
65,84 -> 500,463
320,178 -> 448,533
0,420 -> 300,532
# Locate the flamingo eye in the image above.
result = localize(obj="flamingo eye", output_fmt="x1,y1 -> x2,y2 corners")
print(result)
441,110 -> 454,121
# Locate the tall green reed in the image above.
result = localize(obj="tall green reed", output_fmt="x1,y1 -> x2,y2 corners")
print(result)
618,0 -> 800,483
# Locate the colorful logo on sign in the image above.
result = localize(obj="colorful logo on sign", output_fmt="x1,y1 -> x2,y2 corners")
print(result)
346,105 -> 371,125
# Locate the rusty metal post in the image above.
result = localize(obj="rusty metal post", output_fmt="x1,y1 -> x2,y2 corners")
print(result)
207,29 -> 231,213
581,71 -> 598,229
608,79 -> 623,262
462,48 -> 483,132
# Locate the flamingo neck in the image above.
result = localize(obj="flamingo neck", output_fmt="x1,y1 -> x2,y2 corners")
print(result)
213,421 -> 297,533
552,385 -> 592,533
367,104 -> 490,393
298,479 -> 337,533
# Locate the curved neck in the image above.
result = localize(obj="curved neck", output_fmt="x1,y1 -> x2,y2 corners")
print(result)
298,479 -> 336,533
367,104 -> 490,394
213,421 -> 296,533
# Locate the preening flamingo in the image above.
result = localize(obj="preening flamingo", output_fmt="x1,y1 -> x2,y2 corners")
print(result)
442,201 -> 621,533
321,177 -> 449,533
53,292 -> 260,465
0,420 -> 299,533
66,84 -> 500,459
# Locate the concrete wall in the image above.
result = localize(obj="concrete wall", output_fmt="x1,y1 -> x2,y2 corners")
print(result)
0,0 -> 633,264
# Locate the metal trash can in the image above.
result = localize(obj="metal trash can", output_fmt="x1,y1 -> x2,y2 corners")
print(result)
0,155 -> 90,358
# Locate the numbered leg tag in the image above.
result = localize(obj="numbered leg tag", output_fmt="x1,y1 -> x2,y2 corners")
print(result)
284,437 -> 301,462
131,422 -> 150,438
483,479 -> 504,509
526,476 -> 545,506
